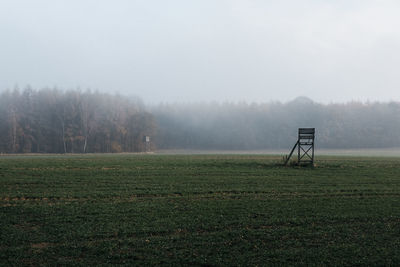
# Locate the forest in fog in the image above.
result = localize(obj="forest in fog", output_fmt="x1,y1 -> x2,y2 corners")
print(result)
1,88 -> 400,153
153,97 -> 400,150
0,88 -> 155,153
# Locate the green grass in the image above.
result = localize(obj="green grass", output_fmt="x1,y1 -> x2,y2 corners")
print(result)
1,154 -> 399,266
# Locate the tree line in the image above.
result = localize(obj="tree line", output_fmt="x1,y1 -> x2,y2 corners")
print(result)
152,97 -> 400,150
1,89 -> 400,153
0,88 -> 155,153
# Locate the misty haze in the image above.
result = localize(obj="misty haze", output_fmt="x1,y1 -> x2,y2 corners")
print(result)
1,1 -> 400,104
2,88 -> 399,153
1,1 -> 400,266
1,1 -> 399,153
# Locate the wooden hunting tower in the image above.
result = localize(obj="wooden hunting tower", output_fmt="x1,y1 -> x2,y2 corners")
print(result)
284,128 -> 315,166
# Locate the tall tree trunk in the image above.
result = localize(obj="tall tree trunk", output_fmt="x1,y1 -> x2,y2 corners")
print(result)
61,121 -> 66,153
83,135 -> 87,153
10,109 -> 17,153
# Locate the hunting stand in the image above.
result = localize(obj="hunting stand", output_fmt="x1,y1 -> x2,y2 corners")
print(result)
284,128 -> 315,166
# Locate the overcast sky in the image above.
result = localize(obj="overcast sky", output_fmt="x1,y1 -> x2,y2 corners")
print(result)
1,0 -> 400,103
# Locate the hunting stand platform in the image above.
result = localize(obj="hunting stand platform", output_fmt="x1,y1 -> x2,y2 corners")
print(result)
284,128 -> 315,166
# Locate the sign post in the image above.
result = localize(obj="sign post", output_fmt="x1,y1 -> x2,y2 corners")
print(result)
143,135 -> 150,152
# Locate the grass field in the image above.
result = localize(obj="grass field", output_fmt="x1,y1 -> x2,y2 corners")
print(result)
1,154 -> 399,266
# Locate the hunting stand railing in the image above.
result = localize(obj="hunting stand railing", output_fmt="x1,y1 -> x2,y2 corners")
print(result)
284,128 -> 315,166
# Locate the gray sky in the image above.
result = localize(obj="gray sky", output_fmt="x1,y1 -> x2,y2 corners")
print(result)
1,0 -> 400,103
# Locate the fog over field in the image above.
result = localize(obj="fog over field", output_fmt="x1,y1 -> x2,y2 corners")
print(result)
1,89 -> 399,153
1,1 -> 400,153
1,0 -> 400,104
2,3 -> 400,265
